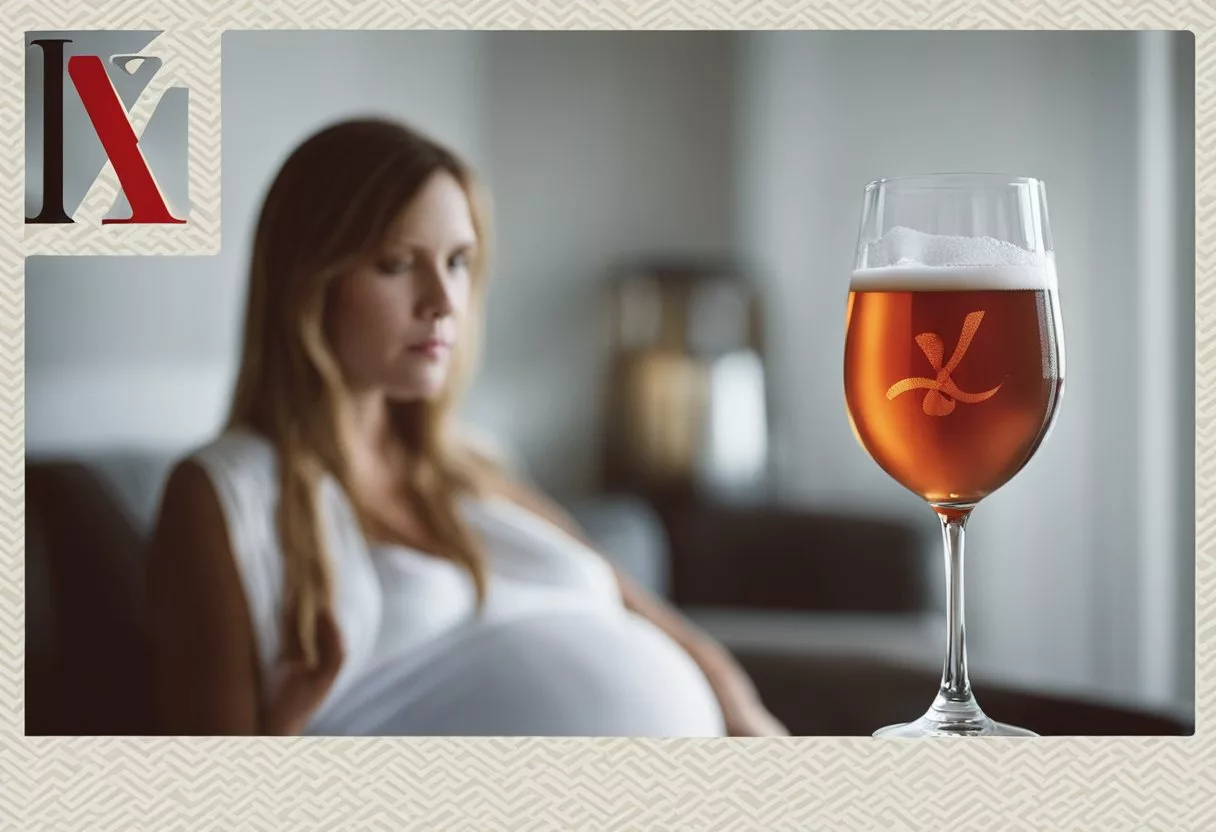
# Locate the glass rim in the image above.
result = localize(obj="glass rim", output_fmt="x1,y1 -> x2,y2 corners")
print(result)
864,172 -> 1045,191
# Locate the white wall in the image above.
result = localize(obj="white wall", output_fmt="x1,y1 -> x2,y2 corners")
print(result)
463,32 -> 737,494
735,30 -> 1193,716
1135,30 -> 1196,717
27,30 -> 491,452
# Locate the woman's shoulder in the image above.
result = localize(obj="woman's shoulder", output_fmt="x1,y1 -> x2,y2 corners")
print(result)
159,426 -> 283,531
189,425 -> 277,468
184,425 -> 280,491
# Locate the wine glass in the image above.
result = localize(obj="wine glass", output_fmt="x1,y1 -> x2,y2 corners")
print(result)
843,173 -> 1065,737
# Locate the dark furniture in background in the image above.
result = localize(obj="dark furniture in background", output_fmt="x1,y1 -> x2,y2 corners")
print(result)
659,502 -> 934,613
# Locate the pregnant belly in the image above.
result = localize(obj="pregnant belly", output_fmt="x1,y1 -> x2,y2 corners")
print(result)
319,610 -> 726,737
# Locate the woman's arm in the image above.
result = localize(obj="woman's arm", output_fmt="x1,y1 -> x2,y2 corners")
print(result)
147,460 -> 346,736
146,460 -> 265,734
491,477 -> 788,736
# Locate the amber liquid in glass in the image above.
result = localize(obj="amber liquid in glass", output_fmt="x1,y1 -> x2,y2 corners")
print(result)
844,282 -> 1063,504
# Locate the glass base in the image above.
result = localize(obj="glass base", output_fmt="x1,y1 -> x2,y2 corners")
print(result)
873,694 -> 1039,738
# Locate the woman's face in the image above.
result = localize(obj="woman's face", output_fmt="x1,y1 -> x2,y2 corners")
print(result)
326,170 -> 478,401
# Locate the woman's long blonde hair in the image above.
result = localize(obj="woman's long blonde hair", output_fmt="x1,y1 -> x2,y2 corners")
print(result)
226,117 -> 497,667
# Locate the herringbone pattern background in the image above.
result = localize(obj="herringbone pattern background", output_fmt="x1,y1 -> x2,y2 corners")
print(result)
2,2 -> 1213,829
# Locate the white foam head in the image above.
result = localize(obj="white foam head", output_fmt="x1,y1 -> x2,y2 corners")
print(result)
850,226 -> 1057,291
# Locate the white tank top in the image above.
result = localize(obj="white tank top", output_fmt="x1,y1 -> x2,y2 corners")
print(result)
188,427 -> 726,737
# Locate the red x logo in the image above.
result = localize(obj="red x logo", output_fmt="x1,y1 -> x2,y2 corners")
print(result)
886,310 -> 1004,417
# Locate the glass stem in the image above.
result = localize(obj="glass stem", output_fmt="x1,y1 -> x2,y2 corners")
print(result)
935,507 -> 977,710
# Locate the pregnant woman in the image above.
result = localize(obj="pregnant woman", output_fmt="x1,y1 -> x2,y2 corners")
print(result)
146,117 -> 786,737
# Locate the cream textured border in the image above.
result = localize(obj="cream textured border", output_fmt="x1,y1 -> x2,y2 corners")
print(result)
2,2 -> 1212,830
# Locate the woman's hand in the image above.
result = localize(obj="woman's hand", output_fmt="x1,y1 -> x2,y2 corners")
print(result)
718,688 -> 790,737
263,608 -> 346,736
692,640 -> 790,737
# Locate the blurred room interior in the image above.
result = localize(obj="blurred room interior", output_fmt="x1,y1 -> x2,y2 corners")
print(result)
25,30 -> 1195,735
